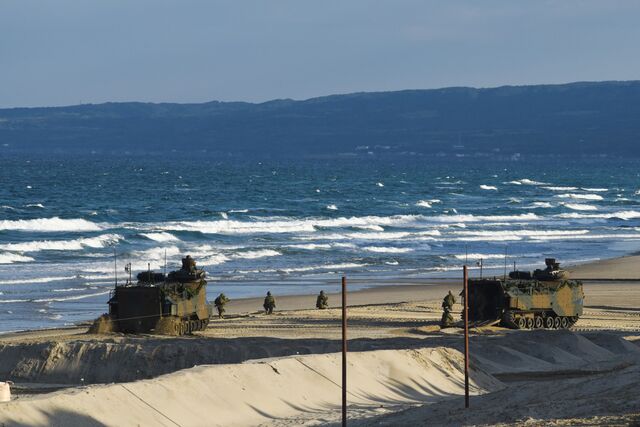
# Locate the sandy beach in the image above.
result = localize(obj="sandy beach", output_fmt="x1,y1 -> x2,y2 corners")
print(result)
0,256 -> 640,426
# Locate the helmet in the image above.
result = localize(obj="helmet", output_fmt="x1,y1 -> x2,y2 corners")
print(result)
267,291 -> 271,296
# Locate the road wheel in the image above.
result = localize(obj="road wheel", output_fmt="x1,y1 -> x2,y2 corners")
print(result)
516,317 -> 526,329
561,317 -> 570,329
545,317 -> 555,329
525,317 -> 534,329
553,317 -> 561,329
534,316 -> 543,329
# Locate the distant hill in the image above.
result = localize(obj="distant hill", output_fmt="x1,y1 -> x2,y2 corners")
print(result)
1,81 -> 639,157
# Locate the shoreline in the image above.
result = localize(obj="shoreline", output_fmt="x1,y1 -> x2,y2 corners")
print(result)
1,253 -> 639,337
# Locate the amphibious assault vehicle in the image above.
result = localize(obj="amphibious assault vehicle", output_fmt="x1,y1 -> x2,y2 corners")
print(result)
465,258 -> 584,330
91,255 -> 211,335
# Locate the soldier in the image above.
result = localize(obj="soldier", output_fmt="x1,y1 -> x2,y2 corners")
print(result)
214,293 -> 230,318
316,290 -> 328,309
181,255 -> 196,272
263,291 -> 276,314
440,290 -> 457,328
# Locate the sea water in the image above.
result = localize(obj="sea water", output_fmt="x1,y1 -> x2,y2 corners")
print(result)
1,153 -> 639,332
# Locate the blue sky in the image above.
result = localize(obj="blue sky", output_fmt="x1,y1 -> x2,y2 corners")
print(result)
1,0 -> 639,107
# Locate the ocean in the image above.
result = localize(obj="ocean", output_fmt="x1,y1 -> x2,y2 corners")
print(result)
1,153 -> 639,332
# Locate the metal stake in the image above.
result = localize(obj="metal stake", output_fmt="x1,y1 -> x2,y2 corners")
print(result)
342,276 -> 347,426
464,265 -> 470,408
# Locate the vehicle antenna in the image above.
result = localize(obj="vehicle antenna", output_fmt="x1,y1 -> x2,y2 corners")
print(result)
148,262 -> 151,284
503,246 -> 508,280
114,247 -> 117,287
465,244 -> 468,266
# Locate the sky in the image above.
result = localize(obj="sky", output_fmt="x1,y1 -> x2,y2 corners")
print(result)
1,0 -> 640,108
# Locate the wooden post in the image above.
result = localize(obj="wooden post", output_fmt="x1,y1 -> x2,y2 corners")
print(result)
463,265 -> 470,408
342,276 -> 347,426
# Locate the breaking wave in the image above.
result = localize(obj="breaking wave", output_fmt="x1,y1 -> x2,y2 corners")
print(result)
140,232 -> 180,242
0,234 -> 122,252
0,252 -> 35,264
362,246 -> 414,254
562,203 -> 598,211
479,185 -> 498,191
0,217 -> 101,232
555,193 -> 604,201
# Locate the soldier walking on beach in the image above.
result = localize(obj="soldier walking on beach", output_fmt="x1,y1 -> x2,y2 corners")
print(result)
263,291 -> 276,314
214,293 -> 230,318
316,290 -> 328,309
440,290 -> 456,328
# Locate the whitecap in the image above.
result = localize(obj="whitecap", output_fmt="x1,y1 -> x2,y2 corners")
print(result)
231,249 -> 281,260
530,202 -> 554,208
0,234 -> 122,252
556,211 -> 640,220
140,232 -> 180,242
220,212 -> 229,219
555,193 -> 603,201
542,186 -> 578,191
479,185 -> 498,191
326,204 -> 338,211
376,182 -> 384,187
352,225 -> 384,231
229,209 -> 249,213
508,179 -> 547,185
581,188 -> 608,192
416,200 -> 432,208
362,246 -> 414,254
0,217 -> 101,232
562,203 -> 598,211
0,252 -> 35,264
25,203 -> 45,208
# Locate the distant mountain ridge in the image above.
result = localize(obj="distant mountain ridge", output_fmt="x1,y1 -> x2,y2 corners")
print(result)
1,80 -> 639,157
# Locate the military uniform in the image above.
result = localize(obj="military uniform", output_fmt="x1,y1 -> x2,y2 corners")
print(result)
182,255 -> 196,273
263,291 -> 276,314
316,290 -> 328,309
440,290 -> 457,328
214,293 -> 230,318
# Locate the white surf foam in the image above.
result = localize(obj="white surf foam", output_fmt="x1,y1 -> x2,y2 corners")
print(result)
326,204 -> 338,211
530,202 -> 554,208
508,179 -> 547,185
33,290 -> 111,303
0,217 -> 101,232
0,252 -> 35,264
479,185 -> 498,191
562,203 -> 598,211
556,211 -> 640,220
140,232 -> 180,242
416,200 -> 433,208
231,249 -> 281,260
555,193 -> 604,201
376,182 -> 384,187
0,275 -> 85,285
0,234 -> 122,252
352,225 -> 384,231
362,246 -> 414,254
542,186 -> 578,191
25,203 -> 45,208
581,188 -> 608,192
229,209 -> 249,213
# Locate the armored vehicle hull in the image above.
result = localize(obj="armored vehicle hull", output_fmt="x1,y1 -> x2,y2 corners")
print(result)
92,256 -> 211,335
466,259 -> 584,330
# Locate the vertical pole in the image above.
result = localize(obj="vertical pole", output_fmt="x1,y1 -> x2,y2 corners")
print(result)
114,248 -> 117,287
463,265 -> 470,409
480,258 -> 483,279
503,246 -> 508,280
342,276 -> 347,427
513,261 -> 516,273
